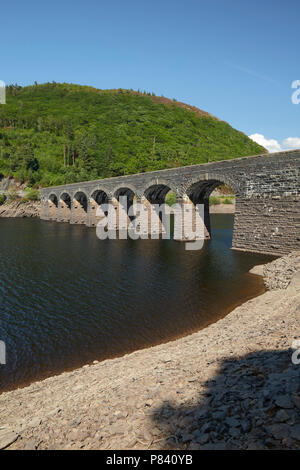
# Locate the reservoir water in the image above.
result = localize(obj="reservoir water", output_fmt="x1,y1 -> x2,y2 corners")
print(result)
0,215 -> 275,393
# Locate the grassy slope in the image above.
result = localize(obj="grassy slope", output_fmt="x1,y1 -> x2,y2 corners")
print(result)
0,83 -> 266,187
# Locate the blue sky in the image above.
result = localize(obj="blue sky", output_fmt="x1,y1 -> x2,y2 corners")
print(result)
1,0 -> 300,151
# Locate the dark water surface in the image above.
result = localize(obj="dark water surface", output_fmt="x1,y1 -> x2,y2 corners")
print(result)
0,215 -> 275,393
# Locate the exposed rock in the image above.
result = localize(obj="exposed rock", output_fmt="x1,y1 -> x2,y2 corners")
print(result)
291,424 -> 300,441
292,396 -> 300,410
0,200 -> 40,218
274,410 -> 290,423
275,396 -> 294,409
249,265 -> 264,276
266,424 -> 291,441
263,251 -> 300,290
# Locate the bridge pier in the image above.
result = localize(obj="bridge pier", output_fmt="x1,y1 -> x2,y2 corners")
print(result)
179,196 -> 210,240
70,192 -> 88,225
87,196 -> 134,235
110,196 -> 129,236
57,195 -> 71,223
86,190 -> 109,227
87,199 -> 101,227
135,197 -> 209,241
48,196 -> 58,221
168,197 -> 209,242
138,196 -> 164,238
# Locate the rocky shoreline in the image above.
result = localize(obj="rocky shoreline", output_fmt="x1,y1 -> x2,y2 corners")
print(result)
0,252 -> 299,450
0,200 -> 40,218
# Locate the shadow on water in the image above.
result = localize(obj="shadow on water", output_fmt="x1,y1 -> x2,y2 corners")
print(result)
150,349 -> 300,450
0,214 -> 276,392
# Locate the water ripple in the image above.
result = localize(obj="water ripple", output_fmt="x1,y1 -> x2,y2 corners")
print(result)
0,216 -> 274,392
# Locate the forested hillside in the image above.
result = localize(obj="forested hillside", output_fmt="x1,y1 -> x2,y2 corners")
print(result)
0,83 -> 266,187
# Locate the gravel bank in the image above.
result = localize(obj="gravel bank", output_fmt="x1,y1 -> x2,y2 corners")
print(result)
0,252 -> 299,450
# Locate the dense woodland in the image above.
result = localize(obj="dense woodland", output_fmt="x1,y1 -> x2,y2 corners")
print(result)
0,83 -> 266,187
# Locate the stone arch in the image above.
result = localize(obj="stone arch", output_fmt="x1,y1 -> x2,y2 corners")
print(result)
88,188 -> 110,227
184,174 -> 237,239
114,186 -> 136,210
48,193 -> 58,220
113,184 -> 137,201
58,192 -> 72,222
143,179 -> 178,203
71,191 -> 88,224
185,179 -> 222,204
142,182 -> 177,238
144,183 -> 176,204
112,186 -> 137,230
48,193 -> 58,206
59,192 -> 72,208
74,191 -> 88,211
182,173 -> 240,199
90,188 -> 109,205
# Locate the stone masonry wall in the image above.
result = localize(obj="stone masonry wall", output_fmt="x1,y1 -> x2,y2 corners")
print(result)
233,196 -> 300,255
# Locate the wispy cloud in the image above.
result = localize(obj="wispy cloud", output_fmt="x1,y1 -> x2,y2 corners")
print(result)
282,136 -> 300,149
224,61 -> 279,85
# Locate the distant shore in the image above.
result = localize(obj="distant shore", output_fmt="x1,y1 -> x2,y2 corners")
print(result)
210,202 -> 235,213
1,251 -> 299,450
